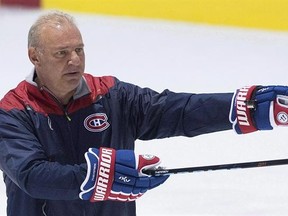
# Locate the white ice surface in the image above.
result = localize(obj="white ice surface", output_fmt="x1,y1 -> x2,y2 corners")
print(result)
1,7 -> 288,216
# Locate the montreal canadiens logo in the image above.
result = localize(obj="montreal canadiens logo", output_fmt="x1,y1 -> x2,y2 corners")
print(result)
84,113 -> 110,132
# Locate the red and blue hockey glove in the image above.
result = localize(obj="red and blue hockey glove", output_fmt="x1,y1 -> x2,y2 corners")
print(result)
230,85 -> 288,134
79,147 -> 169,202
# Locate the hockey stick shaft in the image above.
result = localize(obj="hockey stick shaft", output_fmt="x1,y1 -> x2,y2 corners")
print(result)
143,158 -> 288,176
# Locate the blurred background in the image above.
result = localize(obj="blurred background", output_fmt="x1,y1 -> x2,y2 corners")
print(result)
1,0 -> 288,215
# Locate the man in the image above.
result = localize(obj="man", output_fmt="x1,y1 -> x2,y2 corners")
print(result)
0,10 -> 287,216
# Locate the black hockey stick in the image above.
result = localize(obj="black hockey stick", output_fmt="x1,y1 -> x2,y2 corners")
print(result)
142,158 -> 288,176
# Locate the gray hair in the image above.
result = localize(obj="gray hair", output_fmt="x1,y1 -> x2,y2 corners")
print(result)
28,11 -> 77,48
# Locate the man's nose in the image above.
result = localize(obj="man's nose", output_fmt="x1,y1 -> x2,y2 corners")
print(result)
68,51 -> 81,65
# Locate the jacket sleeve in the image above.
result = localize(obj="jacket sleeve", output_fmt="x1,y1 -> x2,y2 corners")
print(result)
112,80 -> 233,140
0,109 -> 86,200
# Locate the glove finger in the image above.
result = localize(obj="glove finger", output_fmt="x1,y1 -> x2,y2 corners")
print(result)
149,175 -> 170,189
255,86 -> 288,102
108,191 -> 128,202
135,176 -> 150,188
115,164 -> 138,177
116,150 -> 136,168
134,175 -> 169,190
112,177 -> 148,197
114,171 -> 136,186
112,182 -> 134,194
128,193 -> 143,202
109,187 -> 146,202
109,187 -> 139,202
254,101 -> 273,130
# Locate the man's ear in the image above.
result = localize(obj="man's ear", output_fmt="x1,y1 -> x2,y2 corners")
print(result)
28,47 -> 40,66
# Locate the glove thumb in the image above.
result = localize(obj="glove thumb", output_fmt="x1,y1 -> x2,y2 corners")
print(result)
137,154 -> 161,177
79,149 -> 99,200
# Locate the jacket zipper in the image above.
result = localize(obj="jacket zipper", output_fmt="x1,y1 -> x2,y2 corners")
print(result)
65,111 -> 72,121
42,201 -> 47,216
39,86 -> 72,121
39,86 -> 81,161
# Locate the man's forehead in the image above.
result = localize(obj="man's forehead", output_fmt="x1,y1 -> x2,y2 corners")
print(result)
39,24 -> 83,47
40,22 -> 79,34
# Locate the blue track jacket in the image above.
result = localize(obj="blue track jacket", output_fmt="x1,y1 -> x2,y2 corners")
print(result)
0,72 -> 233,216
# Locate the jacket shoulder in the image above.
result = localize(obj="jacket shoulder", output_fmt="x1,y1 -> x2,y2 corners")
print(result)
83,74 -> 116,98
0,81 -> 28,111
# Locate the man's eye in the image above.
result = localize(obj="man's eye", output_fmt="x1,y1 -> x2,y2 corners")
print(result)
75,48 -> 84,54
55,51 -> 67,57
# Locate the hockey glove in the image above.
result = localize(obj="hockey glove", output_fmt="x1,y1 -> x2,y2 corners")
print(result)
79,147 -> 169,202
230,85 -> 288,134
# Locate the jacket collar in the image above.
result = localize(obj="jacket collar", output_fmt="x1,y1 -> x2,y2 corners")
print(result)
25,70 -> 91,100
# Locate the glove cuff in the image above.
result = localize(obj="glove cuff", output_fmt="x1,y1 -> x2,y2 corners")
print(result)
90,147 -> 116,202
230,86 -> 258,134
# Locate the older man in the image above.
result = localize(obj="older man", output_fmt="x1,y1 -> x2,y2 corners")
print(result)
0,10 -> 287,216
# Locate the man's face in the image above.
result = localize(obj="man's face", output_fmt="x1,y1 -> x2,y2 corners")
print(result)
29,23 -> 85,102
